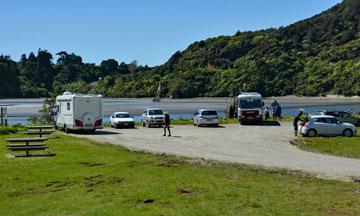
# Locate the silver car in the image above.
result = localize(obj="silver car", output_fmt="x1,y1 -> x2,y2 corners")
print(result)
299,115 -> 357,137
193,109 -> 219,127
141,108 -> 165,128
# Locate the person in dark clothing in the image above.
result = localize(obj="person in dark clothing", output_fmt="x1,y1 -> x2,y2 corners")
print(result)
276,105 -> 282,119
163,112 -> 171,136
293,109 -> 305,136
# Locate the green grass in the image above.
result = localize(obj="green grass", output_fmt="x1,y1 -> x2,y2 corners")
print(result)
1,133 -> 360,215
297,128 -> 360,159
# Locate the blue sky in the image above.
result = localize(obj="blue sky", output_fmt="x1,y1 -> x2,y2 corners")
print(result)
1,0 -> 342,66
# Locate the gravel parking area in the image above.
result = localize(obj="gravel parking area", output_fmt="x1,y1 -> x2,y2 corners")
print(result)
71,123 -> 360,181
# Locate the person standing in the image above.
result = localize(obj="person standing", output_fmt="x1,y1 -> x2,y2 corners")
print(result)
276,105 -> 282,120
264,107 -> 270,120
293,109 -> 306,136
163,111 -> 171,137
272,106 -> 277,120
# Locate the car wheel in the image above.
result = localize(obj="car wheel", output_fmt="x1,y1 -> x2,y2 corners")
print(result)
307,129 -> 317,137
147,121 -> 151,128
343,129 -> 353,137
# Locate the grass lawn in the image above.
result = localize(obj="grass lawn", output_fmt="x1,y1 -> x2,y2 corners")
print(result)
297,128 -> 360,159
1,133 -> 360,215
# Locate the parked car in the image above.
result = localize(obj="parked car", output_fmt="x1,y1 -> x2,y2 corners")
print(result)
141,108 -> 165,127
109,112 -> 134,128
318,110 -> 360,126
193,109 -> 219,127
299,115 -> 357,137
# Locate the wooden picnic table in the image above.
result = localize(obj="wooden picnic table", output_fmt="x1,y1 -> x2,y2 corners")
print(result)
25,126 -> 55,138
6,137 -> 53,157
26,125 -> 54,129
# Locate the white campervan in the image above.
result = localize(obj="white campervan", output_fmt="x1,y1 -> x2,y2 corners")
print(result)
237,92 -> 264,124
55,92 -> 103,133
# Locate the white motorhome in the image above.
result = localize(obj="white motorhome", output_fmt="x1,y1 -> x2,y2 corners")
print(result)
237,92 -> 264,124
55,92 -> 103,133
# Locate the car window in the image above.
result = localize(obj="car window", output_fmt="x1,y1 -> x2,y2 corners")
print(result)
201,110 -> 218,116
325,118 -> 338,124
149,110 -> 163,115
332,112 -> 340,117
116,114 -> 130,118
314,118 -> 326,123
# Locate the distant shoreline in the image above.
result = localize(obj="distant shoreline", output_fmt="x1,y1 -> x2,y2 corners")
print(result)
1,96 -> 359,117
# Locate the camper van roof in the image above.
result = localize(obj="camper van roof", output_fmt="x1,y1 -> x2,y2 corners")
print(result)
56,92 -> 102,99
237,92 -> 261,98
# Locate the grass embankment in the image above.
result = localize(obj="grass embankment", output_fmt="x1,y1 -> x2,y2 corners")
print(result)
297,128 -> 360,159
1,133 -> 360,215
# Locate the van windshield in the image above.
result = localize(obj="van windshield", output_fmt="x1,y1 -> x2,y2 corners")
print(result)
201,110 -> 218,116
149,110 -> 163,115
116,114 -> 131,118
239,98 -> 261,109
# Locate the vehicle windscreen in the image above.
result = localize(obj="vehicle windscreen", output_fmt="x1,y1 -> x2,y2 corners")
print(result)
149,110 -> 163,115
116,114 -> 130,118
239,98 -> 261,109
201,110 -> 218,116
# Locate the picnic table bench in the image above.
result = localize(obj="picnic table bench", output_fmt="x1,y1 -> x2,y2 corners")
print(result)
25,126 -> 55,138
6,137 -> 55,158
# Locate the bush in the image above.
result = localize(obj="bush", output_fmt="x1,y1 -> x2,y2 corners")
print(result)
0,126 -> 19,135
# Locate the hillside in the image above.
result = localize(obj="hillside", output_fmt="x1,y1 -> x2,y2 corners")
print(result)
123,0 -> 360,98
0,0 -> 359,98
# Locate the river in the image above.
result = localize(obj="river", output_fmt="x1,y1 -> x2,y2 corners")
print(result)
1,97 -> 359,125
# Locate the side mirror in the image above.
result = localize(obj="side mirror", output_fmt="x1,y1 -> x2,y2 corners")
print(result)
51,111 -> 57,116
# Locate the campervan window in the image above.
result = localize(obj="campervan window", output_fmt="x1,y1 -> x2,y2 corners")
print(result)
239,98 -> 261,109
67,102 -> 70,110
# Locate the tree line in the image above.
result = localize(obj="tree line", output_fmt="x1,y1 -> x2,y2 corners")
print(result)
1,0 -> 359,99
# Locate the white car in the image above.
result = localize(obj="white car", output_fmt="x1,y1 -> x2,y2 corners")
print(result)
109,112 -> 135,128
299,115 -> 357,137
141,108 -> 165,127
193,109 -> 219,127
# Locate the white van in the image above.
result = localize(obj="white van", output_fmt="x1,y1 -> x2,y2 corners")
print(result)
237,92 -> 264,124
55,92 -> 103,133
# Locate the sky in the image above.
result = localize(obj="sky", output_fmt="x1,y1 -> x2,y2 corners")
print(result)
0,0 -> 342,66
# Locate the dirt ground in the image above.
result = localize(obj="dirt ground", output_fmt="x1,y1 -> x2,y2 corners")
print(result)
71,123 -> 360,181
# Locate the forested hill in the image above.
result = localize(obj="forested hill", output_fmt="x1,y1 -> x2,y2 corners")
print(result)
1,0 -> 360,99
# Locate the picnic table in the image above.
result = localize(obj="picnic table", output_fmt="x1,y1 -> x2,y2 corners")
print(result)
25,125 -> 55,138
6,137 -> 54,157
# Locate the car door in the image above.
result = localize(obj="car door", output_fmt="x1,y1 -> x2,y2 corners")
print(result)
313,118 -> 328,135
341,112 -> 356,125
326,117 -> 341,135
